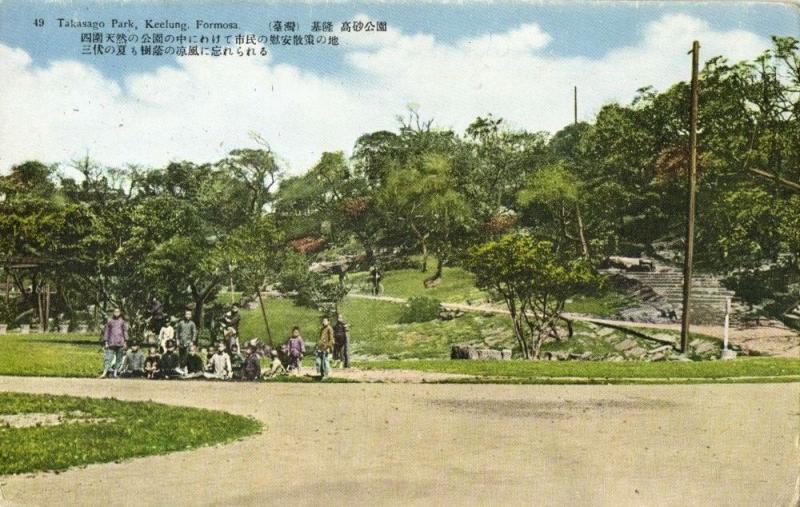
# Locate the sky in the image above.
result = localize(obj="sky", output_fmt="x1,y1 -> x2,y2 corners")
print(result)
1,0 -> 798,175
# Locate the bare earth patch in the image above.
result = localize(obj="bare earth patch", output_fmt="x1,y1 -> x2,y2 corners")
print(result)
0,411 -> 115,428
0,377 -> 796,506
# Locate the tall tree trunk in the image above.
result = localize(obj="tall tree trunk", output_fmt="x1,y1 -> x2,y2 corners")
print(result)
420,242 -> 428,272
575,203 -> 590,261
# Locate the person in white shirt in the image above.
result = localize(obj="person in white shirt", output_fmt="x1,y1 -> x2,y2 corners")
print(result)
158,318 -> 176,353
204,343 -> 232,380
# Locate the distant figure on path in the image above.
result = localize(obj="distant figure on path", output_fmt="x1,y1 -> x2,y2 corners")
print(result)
174,310 -> 197,368
333,314 -> 350,369
316,317 -> 334,378
100,308 -> 128,378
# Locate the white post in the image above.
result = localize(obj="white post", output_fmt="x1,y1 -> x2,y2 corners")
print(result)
721,297 -> 736,360
723,297 -> 730,351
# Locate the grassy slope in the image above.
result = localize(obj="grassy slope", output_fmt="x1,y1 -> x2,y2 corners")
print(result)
356,357 -> 800,381
0,392 -> 261,475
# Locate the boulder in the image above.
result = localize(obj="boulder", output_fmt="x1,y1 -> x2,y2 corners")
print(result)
450,345 -> 506,360
614,338 -> 638,352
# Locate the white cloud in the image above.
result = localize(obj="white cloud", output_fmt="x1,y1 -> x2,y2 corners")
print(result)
0,13 -> 772,175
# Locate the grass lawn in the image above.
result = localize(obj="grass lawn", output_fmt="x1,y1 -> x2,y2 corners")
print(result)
0,392 -> 261,475
346,265 -> 489,304
0,332 -> 99,377
354,357 -> 800,382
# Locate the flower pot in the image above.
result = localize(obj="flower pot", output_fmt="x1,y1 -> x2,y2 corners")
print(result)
0,324 -> 7,335
59,323 -> 70,334
19,324 -> 30,334
77,324 -> 89,334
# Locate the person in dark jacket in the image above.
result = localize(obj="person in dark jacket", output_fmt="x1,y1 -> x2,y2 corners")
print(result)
159,340 -> 181,378
148,297 -> 164,333
242,344 -> 261,381
174,310 -> 197,368
183,344 -> 205,378
222,304 -> 241,333
100,308 -> 129,378
333,314 -> 350,369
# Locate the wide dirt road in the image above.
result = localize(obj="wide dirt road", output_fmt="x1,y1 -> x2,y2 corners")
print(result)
0,377 -> 797,507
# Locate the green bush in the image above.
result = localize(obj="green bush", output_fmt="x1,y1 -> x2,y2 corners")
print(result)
399,296 -> 442,323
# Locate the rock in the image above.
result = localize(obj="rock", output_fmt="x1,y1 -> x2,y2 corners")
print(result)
614,339 -> 638,352
625,346 -> 647,359
438,309 -> 464,321
606,354 -> 624,362
648,344 -> 674,355
450,345 -> 505,360
692,340 -> 716,355
501,349 -> 512,360
648,352 -> 667,362
596,327 -> 616,337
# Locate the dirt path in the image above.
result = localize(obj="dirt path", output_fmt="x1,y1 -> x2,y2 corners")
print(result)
0,377 -> 798,507
348,292 -> 800,357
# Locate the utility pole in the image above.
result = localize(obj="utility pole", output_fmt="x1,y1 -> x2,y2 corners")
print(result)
681,41 -> 700,353
573,86 -> 578,125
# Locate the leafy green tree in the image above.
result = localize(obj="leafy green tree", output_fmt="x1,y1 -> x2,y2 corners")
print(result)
467,233 -> 598,359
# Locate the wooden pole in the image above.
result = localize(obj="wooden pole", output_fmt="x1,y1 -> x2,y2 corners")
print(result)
256,287 -> 273,347
681,41 -> 700,353
573,86 -> 578,125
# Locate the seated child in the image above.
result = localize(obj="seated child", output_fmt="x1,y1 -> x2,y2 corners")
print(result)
144,347 -> 160,379
265,349 -> 287,378
182,344 -> 205,379
241,344 -> 261,381
120,343 -> 146,377
159,340 -> 181,379
204,343 -> 232,380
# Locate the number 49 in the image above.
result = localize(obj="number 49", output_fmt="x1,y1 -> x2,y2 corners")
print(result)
34,18 -> 44,27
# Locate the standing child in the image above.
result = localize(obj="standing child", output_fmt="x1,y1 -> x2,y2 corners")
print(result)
286,327 -> 305,373
158,318 -> 175,353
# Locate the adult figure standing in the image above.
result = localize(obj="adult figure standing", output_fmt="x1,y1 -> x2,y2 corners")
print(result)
174,310 -> 197,368
333,314 -> 350,369
223,303 -> 241,334
316,317 -> 334,378
100,308 -> 128,378
148,297 -> 164,333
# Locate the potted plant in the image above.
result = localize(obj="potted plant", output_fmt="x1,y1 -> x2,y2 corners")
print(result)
0,300 -> 16,335
75,310 -> 90,334
57,313 -> 70,334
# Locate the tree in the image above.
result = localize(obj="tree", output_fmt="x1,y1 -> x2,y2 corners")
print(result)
220,216 -> 287,346
466,233 -> 598,359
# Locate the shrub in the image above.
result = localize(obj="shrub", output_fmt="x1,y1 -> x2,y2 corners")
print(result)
399,296 -> 442,323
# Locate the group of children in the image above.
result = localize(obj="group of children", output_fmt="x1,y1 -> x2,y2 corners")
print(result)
100,303 -> 351,381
